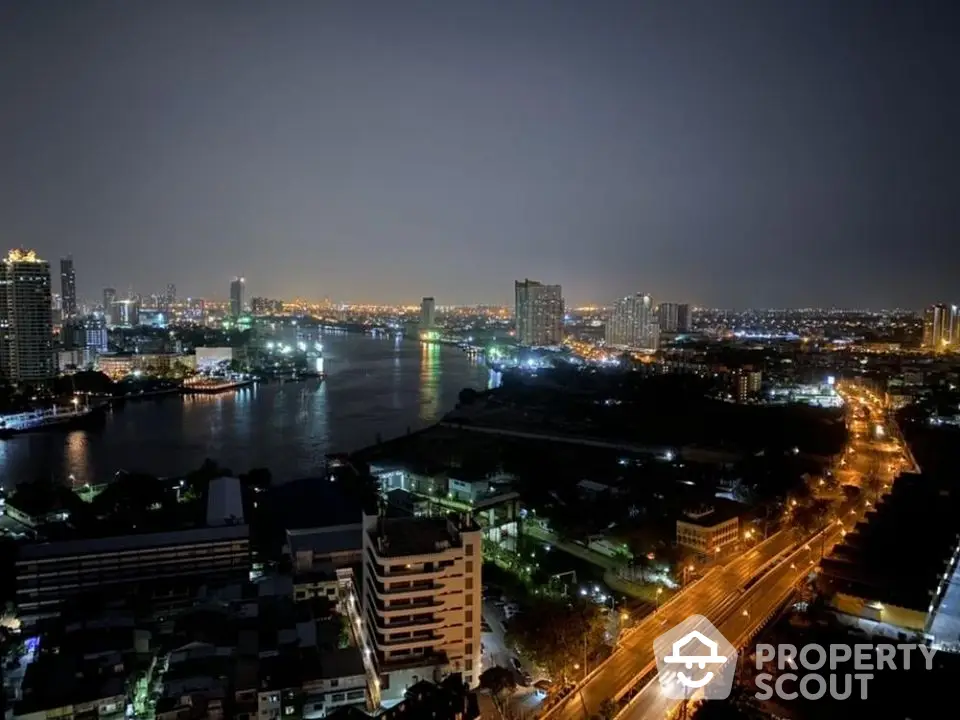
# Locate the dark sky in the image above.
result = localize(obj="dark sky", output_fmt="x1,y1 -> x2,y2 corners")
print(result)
2,1 -> 958,308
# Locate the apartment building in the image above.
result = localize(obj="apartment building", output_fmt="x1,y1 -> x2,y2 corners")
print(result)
361,513 -> 482,701
16,524 -> 250,619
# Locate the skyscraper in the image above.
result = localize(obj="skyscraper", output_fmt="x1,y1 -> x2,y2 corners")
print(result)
165,283 -> 177,310
514,279 -> 564,347
230,277 -> 245,318
606,293 -> 659,350
420,296 -> 436,330
923,304 -> 958,349
59,255 -> 77,318
0,249 -> 55,382
102,287 -> 117,325
657,302 -> 691,333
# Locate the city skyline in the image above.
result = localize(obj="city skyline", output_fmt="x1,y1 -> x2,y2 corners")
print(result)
3,1 -> 960,307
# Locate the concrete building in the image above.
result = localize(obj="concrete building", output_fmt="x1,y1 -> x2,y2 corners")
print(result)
102,287 -> 117,325
64,314 -> 109,354
514,279 -> 563,347
195,346 -> 237,372
16,524 -> 250,619
59,255 -> 77,318
657,302 -> 691,333
230,277 -> 245,318
97,352 -> 195,379
0,249 -> 55,383
733,369 -> 763,402
606,293 -> 658,351
676,504 -> 741,554
361,513 -> 482,699
420,297 -> 436,332
111,298 -> 139,328
923,303 -> 958,350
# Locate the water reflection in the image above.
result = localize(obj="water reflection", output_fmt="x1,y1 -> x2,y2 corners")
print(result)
419,341 -> 441,421
0,333 -> 491,485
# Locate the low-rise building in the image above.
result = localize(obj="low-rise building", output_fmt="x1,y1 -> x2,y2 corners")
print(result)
676,503 -> 742,554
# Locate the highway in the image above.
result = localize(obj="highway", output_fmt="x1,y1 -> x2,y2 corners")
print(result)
617,381 -> 908,719
541,529 -> 800,720
619,525 -> 845,718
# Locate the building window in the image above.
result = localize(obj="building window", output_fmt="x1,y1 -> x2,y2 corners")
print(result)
465,561 -> 473,573
465,610 -> 473,623
465,577 -> 473,590
331,678 -> 339,687
466,643 -> 473,654
465,543 -> 474,555
465,658 -> 473,671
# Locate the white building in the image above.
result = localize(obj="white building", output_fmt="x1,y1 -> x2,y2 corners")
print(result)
195,346 -> 235,372
515,279 -> 563,347
361,513 -> 482,700
0,249 -> 55,382
606,293 -> 658,351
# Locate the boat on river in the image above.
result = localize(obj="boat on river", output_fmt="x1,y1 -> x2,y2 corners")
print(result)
0,403 -> 107,438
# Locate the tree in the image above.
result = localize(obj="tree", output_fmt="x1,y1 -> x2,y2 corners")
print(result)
479,666 -> 516,713
458,387 -> 480,406
506,598 -> 606,683
596,698 -> 618,719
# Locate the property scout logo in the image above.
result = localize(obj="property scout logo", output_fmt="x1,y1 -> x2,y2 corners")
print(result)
654,616 -> 937,701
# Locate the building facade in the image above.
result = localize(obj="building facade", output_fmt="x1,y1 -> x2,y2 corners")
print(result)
676,506 -> 740,554
0,249 -> 55,383
922,304 -> 958,350
231,277 -> 245,318
361,513 -> 482,700
102,287 -> 117,325
420,297 -> 436,331
514,279 -> 563,347
606,293 -> 658,351
16,524 -> 251,618
59,255 -> 77,318
657,302 -> 691,333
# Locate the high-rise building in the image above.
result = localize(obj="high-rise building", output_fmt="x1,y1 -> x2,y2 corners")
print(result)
657,302 -> 691,333
230,277 -> 245,318
113,299 -> 139,328
102,288 -> 117,325
165,283 -> 177,310
514,279 -> 563,347
922,304 -> 958,350
733,369 -> 763,403
361,512 -> 482,698
59,255 -> 77,318
606,293 -> 659,350
420,296 -> 436,330
64,315 -> 109,354
0,249 -> 55,382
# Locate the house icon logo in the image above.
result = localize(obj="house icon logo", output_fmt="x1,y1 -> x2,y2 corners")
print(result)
653,615 -> 738,700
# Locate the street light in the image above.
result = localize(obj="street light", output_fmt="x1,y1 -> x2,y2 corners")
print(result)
655,587 -> 664,614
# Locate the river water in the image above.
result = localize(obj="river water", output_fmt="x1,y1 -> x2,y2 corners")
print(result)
0,333 -> 500,487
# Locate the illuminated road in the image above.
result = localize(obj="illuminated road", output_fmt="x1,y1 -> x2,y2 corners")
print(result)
619,526 -> 845,719
541,530 -> 799,720
619,382 -> 909,719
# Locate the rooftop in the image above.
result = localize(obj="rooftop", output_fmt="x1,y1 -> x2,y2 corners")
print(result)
677,499 -> 746,528
369,514 -> 478,558
820,472 -> 960,612
207,475 -> 245,526
17,523 -> 249,562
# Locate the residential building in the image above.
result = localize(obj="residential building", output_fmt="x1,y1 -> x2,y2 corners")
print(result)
657,302 -> 691,333
97,352 -> 195,379
251,296 -> 284,315
420,297 -> 436,332
361,513 -> 482,699
231,277 -> 245,318
60,255 -> 77,318
16,524 -> 250,619
0,249 -> 55,382
922,304 -> 958,350
14,655 -> 126,720
676,504 -> 741,554
102,287 -> 117,325
514,279 -> 563,347
733,369 -> 763,402
112,298 -> 139,328
64,314 -> 109,354
165,283 -> 176,310
606,293 -> 658,351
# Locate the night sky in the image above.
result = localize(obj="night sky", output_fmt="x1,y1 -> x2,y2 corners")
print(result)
2,1 -> 958,308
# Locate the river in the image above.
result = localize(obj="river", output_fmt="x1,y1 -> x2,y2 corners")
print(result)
0,332 -> 500,487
